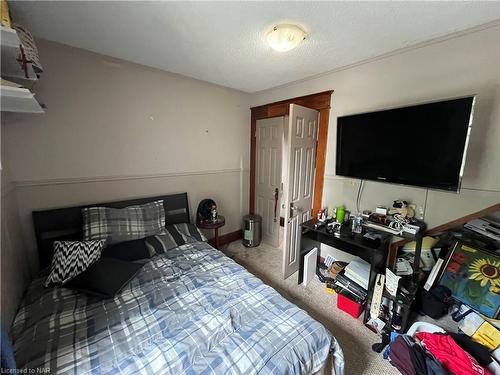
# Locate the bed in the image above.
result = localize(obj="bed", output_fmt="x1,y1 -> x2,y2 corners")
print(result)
11,193 -> 344,374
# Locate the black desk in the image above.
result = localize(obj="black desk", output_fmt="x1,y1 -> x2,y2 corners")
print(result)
299,218 -> 403,324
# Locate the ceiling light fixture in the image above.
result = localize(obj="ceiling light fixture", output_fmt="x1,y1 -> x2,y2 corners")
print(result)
266,24 -> 307,52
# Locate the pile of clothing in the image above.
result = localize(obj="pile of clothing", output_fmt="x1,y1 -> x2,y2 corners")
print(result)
388,332 -> 497,375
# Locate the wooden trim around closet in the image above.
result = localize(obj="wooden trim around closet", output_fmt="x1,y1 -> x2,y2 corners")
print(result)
249,90 -> 334,216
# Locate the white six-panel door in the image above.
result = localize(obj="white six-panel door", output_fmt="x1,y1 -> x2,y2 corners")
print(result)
283,104 -> 319,279
255,117 -> 283,248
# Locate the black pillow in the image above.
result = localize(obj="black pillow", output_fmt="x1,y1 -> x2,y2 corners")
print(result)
101,238 -> 152,261
65,257 -> 143,298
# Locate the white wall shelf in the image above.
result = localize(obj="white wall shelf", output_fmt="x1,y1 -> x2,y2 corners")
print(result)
1,85 -> 44,113
1,25 -> 20,47
1,26 -> 43,113
1,27 -> 38,87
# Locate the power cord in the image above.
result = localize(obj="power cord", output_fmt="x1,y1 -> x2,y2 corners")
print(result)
355,179 -> 364,214
389,213 -> 410,233
421,188 -> 429,220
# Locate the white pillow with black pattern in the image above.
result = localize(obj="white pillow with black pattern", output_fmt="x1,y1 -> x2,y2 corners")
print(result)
45,240 -> 105,286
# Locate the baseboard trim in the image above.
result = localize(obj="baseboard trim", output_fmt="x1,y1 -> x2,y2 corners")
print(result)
208,229 -> 242,247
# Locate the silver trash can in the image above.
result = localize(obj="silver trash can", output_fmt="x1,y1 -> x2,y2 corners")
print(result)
242,214 -> 262,247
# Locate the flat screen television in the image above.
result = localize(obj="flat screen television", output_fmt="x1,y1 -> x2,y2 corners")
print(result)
336,96 -> 475,192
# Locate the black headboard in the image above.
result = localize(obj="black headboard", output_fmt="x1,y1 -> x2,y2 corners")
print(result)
32,193 -> 190,269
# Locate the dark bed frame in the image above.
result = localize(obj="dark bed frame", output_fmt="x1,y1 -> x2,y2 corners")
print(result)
32,193 -> 190,269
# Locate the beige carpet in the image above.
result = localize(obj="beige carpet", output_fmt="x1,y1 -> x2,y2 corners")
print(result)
222,239 -> 400,375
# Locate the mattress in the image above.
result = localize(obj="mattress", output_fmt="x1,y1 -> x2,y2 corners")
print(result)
11,241 -> 344,374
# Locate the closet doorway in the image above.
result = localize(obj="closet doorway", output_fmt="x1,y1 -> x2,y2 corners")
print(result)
250,91 -> 333,279
255,116 -> 284,248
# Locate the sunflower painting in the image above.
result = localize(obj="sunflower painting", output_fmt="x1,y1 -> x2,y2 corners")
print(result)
438,241 -> 500,318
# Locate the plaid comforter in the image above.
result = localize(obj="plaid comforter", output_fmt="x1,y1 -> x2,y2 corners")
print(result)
11,242 -> 344,374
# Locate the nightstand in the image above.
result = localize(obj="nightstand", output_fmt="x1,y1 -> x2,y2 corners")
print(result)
197,216 -> 225,249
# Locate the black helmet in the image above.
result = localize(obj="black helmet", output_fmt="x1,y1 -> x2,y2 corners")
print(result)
197,199 -> 216,223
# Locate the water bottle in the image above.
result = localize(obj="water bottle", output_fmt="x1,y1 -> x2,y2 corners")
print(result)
336,206 -> 345,223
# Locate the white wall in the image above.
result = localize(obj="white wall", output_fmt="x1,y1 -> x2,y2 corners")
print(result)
251,24 -> 500,229
1,145 -> 31,328
1,39 -> 250,327
4,39 -> 250,181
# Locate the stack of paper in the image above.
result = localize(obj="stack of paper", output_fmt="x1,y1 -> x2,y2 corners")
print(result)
344,260 -> 370,290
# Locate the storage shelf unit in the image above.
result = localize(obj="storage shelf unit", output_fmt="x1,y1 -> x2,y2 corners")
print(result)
1,25 -> 43,113
1,25 -> 19,47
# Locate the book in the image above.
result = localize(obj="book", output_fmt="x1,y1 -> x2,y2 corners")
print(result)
424,258 -> 444,291
302,247 -> 317,287
344,271 -> 368,290
335,273 -> 367,301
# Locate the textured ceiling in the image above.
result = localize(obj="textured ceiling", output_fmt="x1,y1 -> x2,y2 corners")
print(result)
9,1 -> 500,93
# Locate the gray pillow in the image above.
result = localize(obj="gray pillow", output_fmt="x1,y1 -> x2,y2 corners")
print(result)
145,223 -> 207,255
82,200 -> 165,245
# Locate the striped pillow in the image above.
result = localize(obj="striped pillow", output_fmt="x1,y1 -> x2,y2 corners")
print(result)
145,223 -> 207,255
82,200 -> 165,246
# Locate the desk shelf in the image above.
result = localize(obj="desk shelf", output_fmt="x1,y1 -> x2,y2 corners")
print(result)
299,218 -> 423,330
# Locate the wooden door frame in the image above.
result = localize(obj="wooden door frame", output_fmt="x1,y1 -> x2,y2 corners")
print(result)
250,90 -> 333,216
